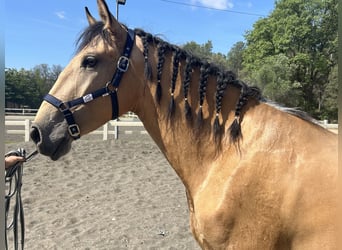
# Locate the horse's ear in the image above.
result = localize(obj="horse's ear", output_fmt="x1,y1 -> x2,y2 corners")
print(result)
97,0 -> 122,33
85,7 -> 96,25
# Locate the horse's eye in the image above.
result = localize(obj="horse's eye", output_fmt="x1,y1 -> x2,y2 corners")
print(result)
82,56 -> 97,68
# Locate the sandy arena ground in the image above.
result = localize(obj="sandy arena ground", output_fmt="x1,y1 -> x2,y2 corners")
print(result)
5,134 -> 200,250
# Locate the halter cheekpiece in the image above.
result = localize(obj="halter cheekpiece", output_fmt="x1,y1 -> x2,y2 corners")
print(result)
44,28 -> 135,140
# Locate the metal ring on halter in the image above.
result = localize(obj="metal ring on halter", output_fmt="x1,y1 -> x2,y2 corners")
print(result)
105,81 -> 118,94
67,124 -> 81,138
58,102 -> 69,112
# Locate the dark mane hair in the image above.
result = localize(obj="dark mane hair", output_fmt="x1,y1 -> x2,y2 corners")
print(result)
76,22 -> 107,53
75,22 -> 315,144
134,28 -> 263,143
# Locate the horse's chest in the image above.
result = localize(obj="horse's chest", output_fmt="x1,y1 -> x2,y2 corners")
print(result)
189,182 -> 241,248
189,177 -> 281,249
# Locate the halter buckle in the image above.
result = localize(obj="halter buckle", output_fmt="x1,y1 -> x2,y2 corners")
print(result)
117,56 -> 129,72
58,102 -> 69,112
68,124 -> 80,138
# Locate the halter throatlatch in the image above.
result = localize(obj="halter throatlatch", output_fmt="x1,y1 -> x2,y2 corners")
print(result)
43,28 -> 135,140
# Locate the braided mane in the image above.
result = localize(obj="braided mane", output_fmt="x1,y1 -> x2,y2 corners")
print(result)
134,28 -> 263,143
76,23 -> 263,143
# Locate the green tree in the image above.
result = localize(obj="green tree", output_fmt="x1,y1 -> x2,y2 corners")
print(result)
322,64 -> 338,122
182,40 -> 213,60
32,64 -> 61,99
5,64 -> 63,108
226,41 -> 245,78
243,0 -> 338,120
182,40 -> 229,69
5,68 -> 39,108
250,54 -> 302,106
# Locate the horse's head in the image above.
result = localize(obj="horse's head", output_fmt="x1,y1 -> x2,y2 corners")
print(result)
30,0 -> 144,160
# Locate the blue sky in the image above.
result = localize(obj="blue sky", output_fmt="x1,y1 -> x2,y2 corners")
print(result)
5,0 -> 275,70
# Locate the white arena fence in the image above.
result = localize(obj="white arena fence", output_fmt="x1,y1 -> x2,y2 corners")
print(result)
5,116 -> 147,142
5,116 -> 338,142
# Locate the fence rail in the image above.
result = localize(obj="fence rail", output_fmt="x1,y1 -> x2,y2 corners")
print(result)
5,108 -> 38,116
5,119 -> 32,142
5,116 -> 338,142
5,108 -> 138,118
5,118 -> 146,142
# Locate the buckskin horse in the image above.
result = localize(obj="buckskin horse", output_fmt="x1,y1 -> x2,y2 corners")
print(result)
30,0 -> 338,249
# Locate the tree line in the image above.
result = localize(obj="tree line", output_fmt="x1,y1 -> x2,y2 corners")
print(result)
5,64 -> 63,109
184,0 -> 337,122
5,0 -> 337,121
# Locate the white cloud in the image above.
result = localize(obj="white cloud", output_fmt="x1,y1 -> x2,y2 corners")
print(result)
192,0 -> 234,10
55,11 -> 66,20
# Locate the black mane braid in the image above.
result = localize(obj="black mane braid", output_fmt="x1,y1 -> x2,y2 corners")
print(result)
183,56 -> 194,123
133,28 -> 262,143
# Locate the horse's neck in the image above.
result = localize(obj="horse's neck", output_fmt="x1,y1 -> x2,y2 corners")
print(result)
131,36 -> 336,194
135,67 -> 241,190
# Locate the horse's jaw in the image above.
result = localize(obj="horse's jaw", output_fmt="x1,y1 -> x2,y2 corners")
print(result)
30,122 -> 73,161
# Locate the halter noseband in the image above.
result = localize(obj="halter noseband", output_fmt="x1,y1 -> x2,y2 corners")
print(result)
44,28 -> 135,140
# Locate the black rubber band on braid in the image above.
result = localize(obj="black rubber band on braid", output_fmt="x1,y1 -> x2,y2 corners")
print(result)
156,42 -> 167,104
229,81 -> 248,142
141,33 -> 152,81
196,62 -> 209,129
183,56 -> 193,123
168,47 -> 181,119
213,71 -> 228,142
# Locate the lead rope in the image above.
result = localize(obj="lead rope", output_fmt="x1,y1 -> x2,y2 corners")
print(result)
5,149 -> 38,250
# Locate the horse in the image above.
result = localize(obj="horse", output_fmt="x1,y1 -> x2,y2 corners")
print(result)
30,0 -> 338,249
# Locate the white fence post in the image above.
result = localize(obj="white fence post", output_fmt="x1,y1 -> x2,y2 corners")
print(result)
103,123 -> 108,141
24,119 -> 30,142
114,124 -> 118,139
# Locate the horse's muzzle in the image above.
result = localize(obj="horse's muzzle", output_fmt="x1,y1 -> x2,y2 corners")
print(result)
30,123 -> 72,161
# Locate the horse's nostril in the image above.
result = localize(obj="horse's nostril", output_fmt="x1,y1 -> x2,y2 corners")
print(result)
30,126 -> 41,145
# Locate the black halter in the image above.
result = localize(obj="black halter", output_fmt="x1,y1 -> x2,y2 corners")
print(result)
44,28 -> 135,140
